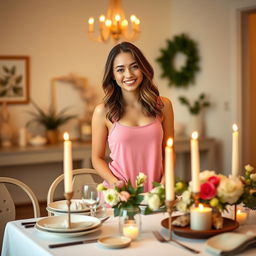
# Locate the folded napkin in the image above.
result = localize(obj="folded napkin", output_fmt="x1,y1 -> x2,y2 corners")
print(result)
206,232 -> 256,255
70,200 -> 87,211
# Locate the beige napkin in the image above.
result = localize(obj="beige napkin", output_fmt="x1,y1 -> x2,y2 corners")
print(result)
206,232 -> 256,255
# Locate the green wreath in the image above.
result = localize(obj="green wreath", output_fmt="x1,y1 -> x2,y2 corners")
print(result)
156,34 -> 200,88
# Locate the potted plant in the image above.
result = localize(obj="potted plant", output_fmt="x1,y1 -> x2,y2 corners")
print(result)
26,101 -> 76,144
179,93 -> 210,136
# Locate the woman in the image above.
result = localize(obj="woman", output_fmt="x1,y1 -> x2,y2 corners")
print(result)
91,42 -> 174,192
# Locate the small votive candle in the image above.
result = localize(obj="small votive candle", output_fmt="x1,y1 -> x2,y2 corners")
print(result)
190,204 -> 212,230
122,220 -> 139,240
236,209 -> 248,225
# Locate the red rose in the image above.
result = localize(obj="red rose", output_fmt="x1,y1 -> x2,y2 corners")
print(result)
208,176 -> 220,186
200,181 -> 216,200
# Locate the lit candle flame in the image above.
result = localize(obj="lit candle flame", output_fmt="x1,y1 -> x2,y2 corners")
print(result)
99,15 -> 105,22
192,131 -> 198,140
167,138 -> 173,147
63,132 -> 69,141
115,14 -> 121,21
88,17 -> 94,24
199,204 -> 204,210
233,124 -> 238,132
130,15 -> 137,22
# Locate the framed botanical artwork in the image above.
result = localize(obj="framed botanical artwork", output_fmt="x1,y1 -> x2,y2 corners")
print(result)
0,56 -> 30,104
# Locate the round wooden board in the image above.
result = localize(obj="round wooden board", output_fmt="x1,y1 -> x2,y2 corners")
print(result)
161,217 -> 239,239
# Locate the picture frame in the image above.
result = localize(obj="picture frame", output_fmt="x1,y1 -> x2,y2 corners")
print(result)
0,56 -> 30,104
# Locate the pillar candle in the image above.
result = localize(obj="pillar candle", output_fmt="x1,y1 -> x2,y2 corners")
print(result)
63,132 -> 73,193
18,128 -> 27,147
123,223 -> 139,240
88,17 -> 94,32
165,138 -> 174,201
191,131 -> 200,193
232,124 -> 239,177
190,204 -> 212,230
236,209 -> 247,225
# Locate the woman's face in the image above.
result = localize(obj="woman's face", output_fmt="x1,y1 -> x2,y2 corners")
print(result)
112,52 -> 143,93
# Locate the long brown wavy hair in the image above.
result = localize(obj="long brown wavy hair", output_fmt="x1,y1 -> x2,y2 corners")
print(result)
102,42 -> 163,122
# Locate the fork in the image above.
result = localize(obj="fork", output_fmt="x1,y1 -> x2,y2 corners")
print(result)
152,231 -> 200,254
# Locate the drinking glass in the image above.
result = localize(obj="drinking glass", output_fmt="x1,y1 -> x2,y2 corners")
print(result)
82,183 -> 99,216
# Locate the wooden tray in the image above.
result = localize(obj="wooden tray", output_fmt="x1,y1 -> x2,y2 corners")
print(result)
161,217 -> 239,239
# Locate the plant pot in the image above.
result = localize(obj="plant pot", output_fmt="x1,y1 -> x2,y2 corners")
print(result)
46,130 -> 59,144
186,113 -> 205,137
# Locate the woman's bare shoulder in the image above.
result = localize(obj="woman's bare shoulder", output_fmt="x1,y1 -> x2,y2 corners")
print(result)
160,96 -> 172,105
93,103 -> 107,117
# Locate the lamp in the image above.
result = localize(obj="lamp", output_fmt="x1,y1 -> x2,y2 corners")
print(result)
88,0 -> 140,43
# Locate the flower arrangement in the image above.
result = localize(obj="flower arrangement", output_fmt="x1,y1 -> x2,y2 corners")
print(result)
176,170 -> 244,212
146,170 -> 246,213
97,172 -> 146,217
240,165 -> 256,209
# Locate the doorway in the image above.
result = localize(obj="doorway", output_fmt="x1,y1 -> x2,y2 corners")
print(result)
241,10 -> 256,168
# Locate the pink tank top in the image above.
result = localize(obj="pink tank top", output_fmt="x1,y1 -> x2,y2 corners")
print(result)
108,118 -> 163,192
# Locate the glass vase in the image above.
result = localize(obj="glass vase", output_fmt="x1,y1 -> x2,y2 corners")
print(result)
119,207 -> 141,240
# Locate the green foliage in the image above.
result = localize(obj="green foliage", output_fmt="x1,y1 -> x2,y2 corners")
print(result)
179,93 -> 210,115
240,165 -> 256,209
26,100 -> 76,130
156,34 -> 200,88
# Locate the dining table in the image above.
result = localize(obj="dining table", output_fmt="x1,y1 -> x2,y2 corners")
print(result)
1,210 -> 256,256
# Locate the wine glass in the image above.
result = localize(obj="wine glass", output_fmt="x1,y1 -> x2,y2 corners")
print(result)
82,183 -> 99,216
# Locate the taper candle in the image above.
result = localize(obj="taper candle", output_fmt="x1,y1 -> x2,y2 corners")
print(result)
191,131 -> 200,193
63,132 -> 73,193
165,138 -> 174,201
232,124 -> 239,177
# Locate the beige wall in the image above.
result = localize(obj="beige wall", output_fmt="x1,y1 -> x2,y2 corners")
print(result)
1,0 -> 256,179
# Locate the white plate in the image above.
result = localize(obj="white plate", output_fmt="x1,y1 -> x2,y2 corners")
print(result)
98,236 -> 132,249
36,215 -> 101,233
48,200 -> 90,213
46,207 -> 91,216
35,225 -> 101,237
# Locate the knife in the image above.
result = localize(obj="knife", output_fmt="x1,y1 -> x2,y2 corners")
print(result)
49,238 -> 98,248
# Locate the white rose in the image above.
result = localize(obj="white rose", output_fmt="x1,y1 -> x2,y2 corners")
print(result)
182,190 -> 192,205
151,185 -> 164,194
199,170 -> 216,183
148,194 -> 161,211
217,176 -> 244,204
176,200 -> 189,213
136,172 -> 147,186
250,173 -> 256,181
103,189 -> 120,206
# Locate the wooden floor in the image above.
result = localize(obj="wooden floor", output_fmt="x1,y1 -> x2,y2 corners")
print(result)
16,202 -> 48,219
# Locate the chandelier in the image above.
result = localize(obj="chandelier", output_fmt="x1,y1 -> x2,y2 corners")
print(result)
88,0 -> 140,43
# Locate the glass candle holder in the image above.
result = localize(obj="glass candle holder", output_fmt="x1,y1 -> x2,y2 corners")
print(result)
119,207 -> 141,240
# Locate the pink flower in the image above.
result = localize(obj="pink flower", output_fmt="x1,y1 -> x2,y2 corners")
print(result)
208,176 -> 220,186
119,191 -> 131,202
200,181 -> 216,200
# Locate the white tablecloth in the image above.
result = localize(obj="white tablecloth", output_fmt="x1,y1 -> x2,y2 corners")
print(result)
2,212 -> 256,256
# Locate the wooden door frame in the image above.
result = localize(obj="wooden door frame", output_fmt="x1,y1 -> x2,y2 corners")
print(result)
241,8 -> 256,167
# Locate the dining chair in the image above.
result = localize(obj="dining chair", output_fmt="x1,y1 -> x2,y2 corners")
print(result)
0,177 -> 40,250
47,168 -> 103,215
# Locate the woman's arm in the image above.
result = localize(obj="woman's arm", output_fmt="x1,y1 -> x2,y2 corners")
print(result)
91,104 -> 119,186
160,97 -> 175,184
